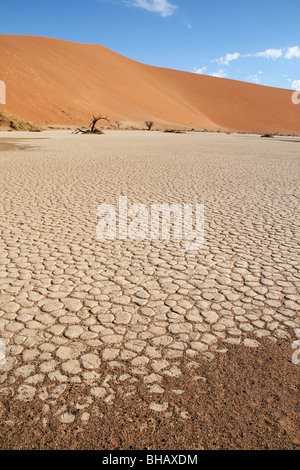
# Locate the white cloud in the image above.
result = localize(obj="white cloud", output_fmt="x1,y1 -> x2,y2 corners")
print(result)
212,46 -> 298,66
214,52 -> 240,66
285,46 -> 300,59
291,80 -> 300,90
194,66 -> 207,74
244,73 -> 263,84
128,0 -> 177,17
210,70 -> 227,78
196,44 -> 300,84
254,48 -> 283,59
245,74 -> 259,84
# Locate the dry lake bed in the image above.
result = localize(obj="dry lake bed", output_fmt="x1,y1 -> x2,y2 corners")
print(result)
0,130 -> 299,449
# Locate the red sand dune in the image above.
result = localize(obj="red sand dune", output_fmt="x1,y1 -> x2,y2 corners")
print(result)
0,34 -> 299,134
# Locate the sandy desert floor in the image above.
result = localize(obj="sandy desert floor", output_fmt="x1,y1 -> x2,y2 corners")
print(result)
0,130 -> 299,450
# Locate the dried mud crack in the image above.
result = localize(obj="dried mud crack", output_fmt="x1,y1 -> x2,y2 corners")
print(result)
0,130 -> 299,450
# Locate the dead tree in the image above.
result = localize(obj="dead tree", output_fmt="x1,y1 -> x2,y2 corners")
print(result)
72,114 -> 109,134
145,121 -> 154,131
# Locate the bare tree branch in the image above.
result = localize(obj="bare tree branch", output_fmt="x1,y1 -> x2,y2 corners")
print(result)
72,114 -> 110,134
145,121 -> 154,131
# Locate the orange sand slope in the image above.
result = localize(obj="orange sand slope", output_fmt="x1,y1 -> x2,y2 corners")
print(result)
0,34 -> 299,133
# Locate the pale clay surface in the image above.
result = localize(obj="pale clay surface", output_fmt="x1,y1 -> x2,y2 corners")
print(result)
0,130 -> 299,424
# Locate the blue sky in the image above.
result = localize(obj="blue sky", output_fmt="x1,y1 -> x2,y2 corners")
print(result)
1,0 -> 300,90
